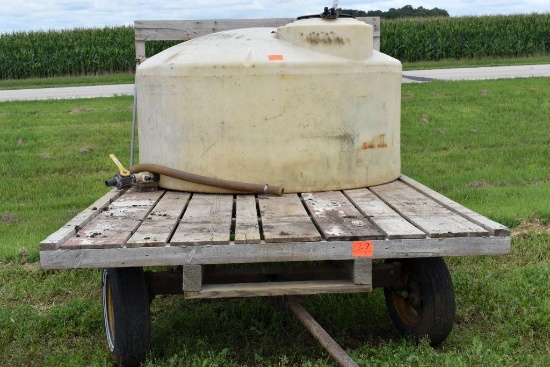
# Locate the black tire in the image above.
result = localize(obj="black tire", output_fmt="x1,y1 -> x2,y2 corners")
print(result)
102,268 -> 151,366
383,257 -> 456,345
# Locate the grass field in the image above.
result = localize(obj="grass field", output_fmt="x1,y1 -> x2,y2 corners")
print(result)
0,77 -> 549,366
0,73 -> 135,90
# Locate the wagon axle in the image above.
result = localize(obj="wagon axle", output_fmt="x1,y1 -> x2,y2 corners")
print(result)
102,258 -> 455,367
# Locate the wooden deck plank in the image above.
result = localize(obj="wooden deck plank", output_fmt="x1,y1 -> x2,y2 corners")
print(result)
344,188 -> 426,239
59,188 -> 164,249
370,180 -> 489,238
258,194 -> 321,243
302,191 -> 383,240
399,175 -> 510,236
134,18 -> 380,62
134,18 -> 380,41
60,218 -> 141,249
100,205 -> 151,221
184,280 -> 372,299
40,189 -> 123,251
234,195 -> 261,244
127,191 -> 190,248
108,189 -> 165,208
171,194 -> 233,245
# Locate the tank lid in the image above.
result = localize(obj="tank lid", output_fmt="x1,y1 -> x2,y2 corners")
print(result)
275,18 -> 373,61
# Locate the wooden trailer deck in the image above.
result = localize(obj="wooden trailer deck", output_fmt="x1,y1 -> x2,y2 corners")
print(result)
40,176 -> 510,286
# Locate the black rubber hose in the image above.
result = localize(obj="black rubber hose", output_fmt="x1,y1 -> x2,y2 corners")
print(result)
129,163 -> 284,196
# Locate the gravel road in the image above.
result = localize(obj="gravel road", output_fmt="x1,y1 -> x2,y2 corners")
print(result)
1,65 -> 549,102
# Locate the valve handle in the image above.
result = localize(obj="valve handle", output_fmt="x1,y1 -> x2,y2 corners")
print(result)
109,154 -> 131,177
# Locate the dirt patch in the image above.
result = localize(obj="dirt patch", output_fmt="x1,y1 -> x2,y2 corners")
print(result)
404,93 -> 415,99
68,107 -> 92,114
18,247 -> 29,265
1,212 -> 18,225
480,89 -> 490,95
512,217 -> 550,237
468,181 -> 491,188
23,262 -> 41,270
420,114 -> 430,123
38,152 -> 52,159
18,138 -> 26,146
79,145 -> 94,153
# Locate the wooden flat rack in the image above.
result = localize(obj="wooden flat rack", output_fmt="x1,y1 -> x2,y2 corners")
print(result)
40,175 -> 510,298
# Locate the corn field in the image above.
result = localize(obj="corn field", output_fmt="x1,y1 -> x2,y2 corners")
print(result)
0,26 -> 177,79
1,13 -> 549,79
381,13 -> 550,61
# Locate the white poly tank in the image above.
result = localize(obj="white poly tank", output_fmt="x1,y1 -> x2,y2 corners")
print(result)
136,18 -> 402,193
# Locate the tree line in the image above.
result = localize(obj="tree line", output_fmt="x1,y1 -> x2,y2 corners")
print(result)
341,5 -> 449,18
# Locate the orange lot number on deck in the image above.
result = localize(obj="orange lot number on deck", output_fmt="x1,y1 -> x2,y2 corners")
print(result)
268,54 -> 284,61
352,241 -> 374,257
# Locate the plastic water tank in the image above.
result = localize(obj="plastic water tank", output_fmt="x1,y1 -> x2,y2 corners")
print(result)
136,18 -> 402,193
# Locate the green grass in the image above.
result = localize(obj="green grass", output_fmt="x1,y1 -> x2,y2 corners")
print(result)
402,55 -> 550,71
0,97 -> 134,262
0,73 -> 135,90
400,78 -> 550,227
1,77 -> 549,366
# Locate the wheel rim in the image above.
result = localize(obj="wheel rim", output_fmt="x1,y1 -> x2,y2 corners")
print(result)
392,274 -> 423,328
102,270 -> 116,351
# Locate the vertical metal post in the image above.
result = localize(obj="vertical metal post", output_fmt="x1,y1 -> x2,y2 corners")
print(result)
286,296 -> 359,367
130,83 -> 137,167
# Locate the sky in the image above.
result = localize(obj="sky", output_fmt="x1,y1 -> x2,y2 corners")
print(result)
0,0 -> 549,33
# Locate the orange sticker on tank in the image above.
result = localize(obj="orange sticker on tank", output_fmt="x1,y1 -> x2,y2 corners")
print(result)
352,241 -> 374,257
268,54 -> 284,61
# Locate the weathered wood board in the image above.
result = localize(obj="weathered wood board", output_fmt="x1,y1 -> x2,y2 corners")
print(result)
344,188 -> 426,239
184,280 -> 372,299
182,265 -> 203,292
41,236 -> 511,270
370,180 -> 489,238
109,189 -> 164,208
344,259 -> 372,285
234,195 -> 261,244
40,176 -> 511,272
258,194 -> 322,243
60,218 -> 141,249
40,189 -> 123,250
134,17 -> 381,63
399,175 -> 510,236
171,194 -> 233,245
302,191 -> 383,240
127,191 -> 190,247
59,189 -> 163,249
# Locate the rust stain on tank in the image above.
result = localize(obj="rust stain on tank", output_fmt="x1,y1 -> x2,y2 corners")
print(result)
362,134 -> 388,149
377,134 -> 387,148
